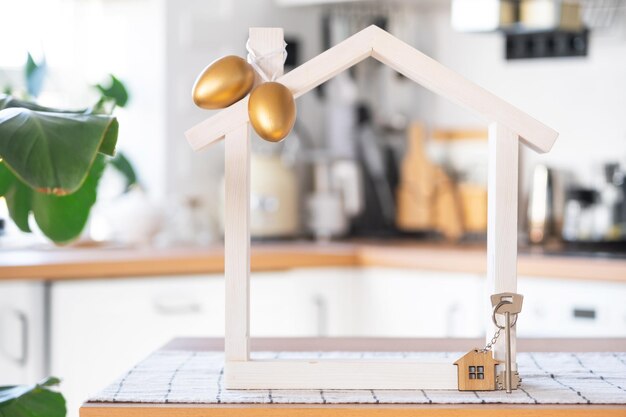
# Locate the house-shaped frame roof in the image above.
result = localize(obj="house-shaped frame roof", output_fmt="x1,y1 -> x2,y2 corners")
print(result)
186,25 -> 557,154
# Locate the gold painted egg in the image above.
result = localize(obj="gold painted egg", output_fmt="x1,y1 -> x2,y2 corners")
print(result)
248,82 -> 296,143
192,56 -> 255,109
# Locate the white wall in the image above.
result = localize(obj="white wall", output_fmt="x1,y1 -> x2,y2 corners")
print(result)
420,5 -> 626,187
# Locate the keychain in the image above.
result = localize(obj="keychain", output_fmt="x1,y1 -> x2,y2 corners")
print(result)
455,292 -> 523,392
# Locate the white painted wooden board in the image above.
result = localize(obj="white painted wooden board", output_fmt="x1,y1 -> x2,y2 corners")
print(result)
224,27 -> 286,364
486,122 -> 519,369
225,360 -> 458,390
249,27 -> 285,83
224,122 -> 251,362
279,25 -> 374,98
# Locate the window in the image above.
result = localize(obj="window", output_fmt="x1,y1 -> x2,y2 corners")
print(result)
468,365 -> 484,380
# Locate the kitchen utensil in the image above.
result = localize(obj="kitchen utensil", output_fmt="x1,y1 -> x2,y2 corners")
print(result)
459,183 -> 488,234
433,166 -> 464,241
355,105 -> 395,227
527,164 -> 553,244
249,153 -> 299,238
396,123 -> 436,231
562,187 -> 598,241
306,161 -> 347,240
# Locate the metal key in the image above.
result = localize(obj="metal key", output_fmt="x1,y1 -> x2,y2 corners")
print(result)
491,292 -> 523,393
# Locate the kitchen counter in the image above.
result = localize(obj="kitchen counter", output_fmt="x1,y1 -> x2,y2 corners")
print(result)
1,241 -> 625,281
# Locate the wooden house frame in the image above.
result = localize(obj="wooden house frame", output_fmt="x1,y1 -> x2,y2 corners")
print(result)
185,26 -> 558,390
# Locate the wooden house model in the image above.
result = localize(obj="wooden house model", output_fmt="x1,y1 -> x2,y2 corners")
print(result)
454,350 -> 500,391
185,26 -> 558,390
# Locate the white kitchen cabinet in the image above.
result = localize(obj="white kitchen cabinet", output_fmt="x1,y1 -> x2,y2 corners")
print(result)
0,281 -> 46,386
51,275 -> 224,417
252,268 -> 357,336
518,276 -> 626,337
356,268 -> 484,338
253,267 -> 486,339
50,270 -> 347,417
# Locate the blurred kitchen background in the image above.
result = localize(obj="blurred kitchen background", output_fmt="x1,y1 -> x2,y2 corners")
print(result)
1,0 -> 626,415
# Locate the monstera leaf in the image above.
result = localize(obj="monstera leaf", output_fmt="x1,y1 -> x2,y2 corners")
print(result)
0,96 -> 118,195
0,377 -> 66,417
0,94 -> 120,243
0,153 -> 108,243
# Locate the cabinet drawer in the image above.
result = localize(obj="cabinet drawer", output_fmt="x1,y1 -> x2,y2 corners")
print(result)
358,268 -> 484,337
518,277 -> 626,337
0,282 -> 46,385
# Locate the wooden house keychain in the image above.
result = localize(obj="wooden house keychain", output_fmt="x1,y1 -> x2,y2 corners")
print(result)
455,292 -> 524,392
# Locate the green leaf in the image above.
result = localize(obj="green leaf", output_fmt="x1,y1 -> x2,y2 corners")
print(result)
0,94 -> 81,113
0,377 -> 65,417
2,157 -> 107,243
95,75 -> 129,108
0,107 -> 118,194
5,177 -> 32,232
37,378 -> 61,388
110,152 -> 138,192
0,161 -> 14,196
31,154 -> 106,243
99,118 -> 118,156
25,53 -> 47,98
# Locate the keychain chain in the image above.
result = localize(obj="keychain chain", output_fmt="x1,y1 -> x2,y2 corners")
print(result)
480,300 -> 518,352
480,327 -> 502,352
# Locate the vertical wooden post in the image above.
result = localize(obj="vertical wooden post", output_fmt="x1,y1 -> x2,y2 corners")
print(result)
486,122 -> 519,369
225,123 -> 251,361
248,27 -> 285,83
224,28 -> 285,364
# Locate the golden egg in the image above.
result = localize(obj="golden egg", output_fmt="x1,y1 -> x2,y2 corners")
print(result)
192,56 -> 255,109
248,82 -> 296,143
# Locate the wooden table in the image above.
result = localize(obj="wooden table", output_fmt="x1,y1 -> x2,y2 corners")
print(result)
80,337 -> 626,417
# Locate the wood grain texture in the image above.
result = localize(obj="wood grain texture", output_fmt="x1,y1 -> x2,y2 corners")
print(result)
2,242 -> 626,282
224,122 -> 251,361
249,27 -> 285,82
160,337 -> 626,353
80,403 -> 626,417
396,123 -> 437,231
225,360 -> 457,390
454,350 -> 499,391
486,123 -> 520,368
224,28 -> 287,363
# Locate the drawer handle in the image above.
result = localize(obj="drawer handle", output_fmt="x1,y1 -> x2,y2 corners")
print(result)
0,310 -> 28,367
573,308 -> 596,320
153,298 -> 202,315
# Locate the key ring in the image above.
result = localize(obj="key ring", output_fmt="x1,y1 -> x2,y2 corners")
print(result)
492,300 -> 518,329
